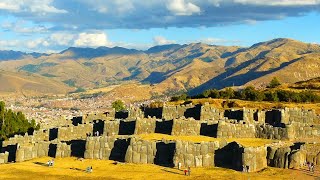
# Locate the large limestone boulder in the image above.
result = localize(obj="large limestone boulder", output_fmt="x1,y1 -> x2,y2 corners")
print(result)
289,150 -> 306,169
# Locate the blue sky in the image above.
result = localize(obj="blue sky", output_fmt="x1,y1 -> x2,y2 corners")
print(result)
0,0 -> 319,52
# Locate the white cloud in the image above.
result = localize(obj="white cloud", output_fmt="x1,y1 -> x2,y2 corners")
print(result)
0,2 -> 20,11
153,36 -> 176,45
233,0 -> 320,6
0,31 -> 114,52
74,32 -> 112,47
0,40 -> 20,49
167,0 -> 200,16
0,0 -> 67,14
26,38 -> 47,49
50,33 -> 75,46
1,20 -> 49,33
85,0 -> 135,14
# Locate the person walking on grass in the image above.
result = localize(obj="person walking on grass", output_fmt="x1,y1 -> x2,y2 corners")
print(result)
187,166 -> 191,176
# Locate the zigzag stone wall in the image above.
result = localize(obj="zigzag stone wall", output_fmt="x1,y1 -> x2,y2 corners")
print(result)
125,138 -> 157,164
216,121 -> 256,138
200,103 -> 224,120
57,124 -> 93,141
255,124 -> 290,140
84,136 -> 130,161
16,142 -> 50,162
172,118 -> 201,136
242,146 -> 267,172
174,140 -> 217,167
134,117 -> 157,135
3,130 -> 49,147
54,142 -> 71,158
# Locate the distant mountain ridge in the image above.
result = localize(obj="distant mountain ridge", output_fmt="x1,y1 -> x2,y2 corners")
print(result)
0,50 -> 47,61
0,38 -> 319,96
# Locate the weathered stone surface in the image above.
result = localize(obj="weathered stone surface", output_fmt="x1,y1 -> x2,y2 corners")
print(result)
288,150 -> 306,169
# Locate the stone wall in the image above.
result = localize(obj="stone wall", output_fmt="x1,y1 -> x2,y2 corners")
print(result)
84,136 -> 130,162
266,143 -> 307,169
82,110 -> 115,124
0,152 -> 9,164
216,121 -> 256,138
15,141 -> 50,162
174,140 -> 217,167
134,117 -> 157,135
286,108 -> 320,124
255,124 -> 289,140
200,103 -> 224,121
162,104 -> 201,120
290,123 -> 320,139
2,130 -> 49,147
242,146 -> 267,172
300,143 -> 320,164
125,138 -> 157,164
172,118 -> 201,136
55,142 -> 71,158
128,106 -> 144,119
57,124 -> 93,141
103,120 -> 120,136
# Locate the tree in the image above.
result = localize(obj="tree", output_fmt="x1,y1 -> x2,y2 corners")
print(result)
0,101 -> 40,140
268,77 -> 281,88
112,100 -> 126,112
264,91 -> 279,102
240,86 -> 265,101
220,88 -> 235,99
170,94 -> 188,101
0,101 -> 5,128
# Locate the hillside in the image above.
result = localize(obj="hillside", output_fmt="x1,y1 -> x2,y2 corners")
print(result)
0,38 -> 319,97
290,77 -> 320,90
0,70 -> 73,96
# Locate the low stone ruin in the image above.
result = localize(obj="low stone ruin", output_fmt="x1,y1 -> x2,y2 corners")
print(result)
0,104 -> 320,173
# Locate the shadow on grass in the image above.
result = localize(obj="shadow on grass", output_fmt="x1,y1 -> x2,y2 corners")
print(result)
161,167 -> 183,175
70,167 -> 85,172
34,162 -> 49,167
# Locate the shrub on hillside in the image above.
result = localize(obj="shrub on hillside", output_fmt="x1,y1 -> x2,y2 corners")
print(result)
267,77 -> 281,88
112,100 -> 126,112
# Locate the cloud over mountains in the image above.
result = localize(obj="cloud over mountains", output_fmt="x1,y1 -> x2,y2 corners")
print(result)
0,0 -> 319,52
0,0 -> 319,30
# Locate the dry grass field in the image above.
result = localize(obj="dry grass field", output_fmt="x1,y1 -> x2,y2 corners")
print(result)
0,157 -> 318,180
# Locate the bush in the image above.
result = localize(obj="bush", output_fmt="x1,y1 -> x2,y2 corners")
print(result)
268,77 -> 281,88
112,100 -> 126,112
219,88 -> 235,99
170,93 -> 188,101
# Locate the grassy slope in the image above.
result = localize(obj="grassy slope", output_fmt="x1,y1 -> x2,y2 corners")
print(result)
0,70 -> 73,96
0,157 -> 315,180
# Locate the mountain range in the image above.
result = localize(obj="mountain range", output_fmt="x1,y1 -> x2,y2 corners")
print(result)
0,38 -> 319,97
